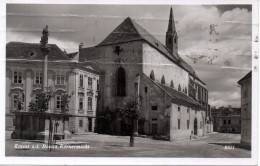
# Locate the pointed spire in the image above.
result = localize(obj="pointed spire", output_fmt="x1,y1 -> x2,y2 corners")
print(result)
167,7 -> 176,33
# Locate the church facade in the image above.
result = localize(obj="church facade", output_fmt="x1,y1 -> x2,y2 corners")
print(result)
79,8 -> 210,140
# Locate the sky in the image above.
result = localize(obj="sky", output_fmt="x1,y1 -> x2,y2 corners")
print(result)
6,4 -> 252,108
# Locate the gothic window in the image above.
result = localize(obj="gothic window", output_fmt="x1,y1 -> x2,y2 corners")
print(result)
13,71 -> 22,84
170,80 -> 174,88
88,77 -> 93,89
169,38 -> 172,44
150,70 -> 155,80
161,75 -> 165,85
117,67 -> 126,96
178,84 -> 181,91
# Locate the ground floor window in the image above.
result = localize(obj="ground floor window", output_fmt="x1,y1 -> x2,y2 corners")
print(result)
79,120 -> 83,127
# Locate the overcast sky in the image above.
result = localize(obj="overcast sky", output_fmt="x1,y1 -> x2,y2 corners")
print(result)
6,4 -> 252,108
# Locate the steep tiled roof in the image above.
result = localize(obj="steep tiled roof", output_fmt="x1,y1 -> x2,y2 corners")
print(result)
97,17 -> 204,84
143,74 -> 205,110
67,52 -> 78,59
238,71 -> 252,84
6,42 -> 71,61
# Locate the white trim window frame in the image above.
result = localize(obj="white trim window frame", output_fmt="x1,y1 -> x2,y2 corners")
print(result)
56,95 -> 62,109
13,70 -> 22,84
35,70 -> 42,84
56,72 -> 65,85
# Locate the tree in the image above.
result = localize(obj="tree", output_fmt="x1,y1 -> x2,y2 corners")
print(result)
119,96 -> 140,147
28,87 -> 54,112
61,92 -> 74,113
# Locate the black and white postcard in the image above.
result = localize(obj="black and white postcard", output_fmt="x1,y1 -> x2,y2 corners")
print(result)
0,0 -> 258,165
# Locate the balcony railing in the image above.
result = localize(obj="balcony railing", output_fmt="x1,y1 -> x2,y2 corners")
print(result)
78,110 -> 84,115
87,111 -> 94,115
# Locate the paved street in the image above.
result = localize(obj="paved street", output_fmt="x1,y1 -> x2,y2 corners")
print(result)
5,132 -> 250,157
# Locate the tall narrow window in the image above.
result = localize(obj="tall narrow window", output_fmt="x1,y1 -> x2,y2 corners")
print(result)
178,84 -> 181,91
178,119 -> 180,129
169,38 -> 172,44
57,72 -> 65,85
187,120 -> 190,129
79,97 -> 83,110
13,71 -> 22,84
170,80 -> 174,88
97,79 -> 100,91
88,77 -> 93,89
161,75 -> 165,85
117,67 -> 126,96
88,97 -> 92,110
79,74 -> 83,87
150,70 -> 155,80
35,71 -> 42,84
56,95 -> 61,109
12,94 -> 19,110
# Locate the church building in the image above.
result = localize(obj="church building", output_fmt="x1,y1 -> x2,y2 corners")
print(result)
79,8 -> 209,140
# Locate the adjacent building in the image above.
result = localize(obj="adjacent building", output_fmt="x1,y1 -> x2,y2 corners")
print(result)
238,71 -> 252,147
78,8 -> 210,140
6,42 -> 100,134
211,106 -> 241,133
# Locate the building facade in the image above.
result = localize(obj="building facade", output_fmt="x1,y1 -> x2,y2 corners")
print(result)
6,42 -> 100,134
238,71 -> 252,146
78,8 -> 210,140
211,107 -> 241,133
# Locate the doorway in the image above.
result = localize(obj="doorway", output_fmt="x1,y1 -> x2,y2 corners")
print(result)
194,118 -> 198,135
88,118 -> 92,132
151,123 -> 158,135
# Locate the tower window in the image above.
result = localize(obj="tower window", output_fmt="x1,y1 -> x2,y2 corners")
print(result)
169,38 -> 172,44
117,67 -> 126,96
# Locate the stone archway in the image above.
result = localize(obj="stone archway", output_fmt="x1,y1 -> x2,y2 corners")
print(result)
194,118 -> 198,135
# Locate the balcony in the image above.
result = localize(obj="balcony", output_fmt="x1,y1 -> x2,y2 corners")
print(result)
11,83 -> 24,90
55,84 -> 66,90
78,110 -> 84,115
87,111 -> 94,115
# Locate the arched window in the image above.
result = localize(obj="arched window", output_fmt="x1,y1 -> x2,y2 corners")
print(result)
117,67 -> 126,96
150,70 -> 155,80
178,84 -> 181,91
161,75 -> 165,85
170,80 -> 174,88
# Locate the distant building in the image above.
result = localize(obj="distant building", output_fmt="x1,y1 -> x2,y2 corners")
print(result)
238,71 -> 252,146
211,106 -> 241,133
78,8 -> 210,140
6,42 -> 100,134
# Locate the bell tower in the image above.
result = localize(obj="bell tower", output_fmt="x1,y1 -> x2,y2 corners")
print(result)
166,7 -> 178,54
